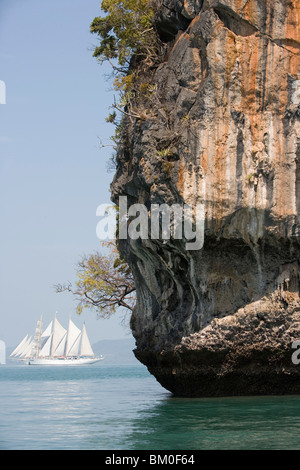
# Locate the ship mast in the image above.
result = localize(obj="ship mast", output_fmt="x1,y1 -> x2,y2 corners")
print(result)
50,312 -> 57,357
32,315 -> 43,359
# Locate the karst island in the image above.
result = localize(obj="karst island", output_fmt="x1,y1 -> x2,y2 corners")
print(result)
87,0 -> 300,397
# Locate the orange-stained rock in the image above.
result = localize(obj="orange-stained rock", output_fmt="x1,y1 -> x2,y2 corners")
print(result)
111,0 -> 300,396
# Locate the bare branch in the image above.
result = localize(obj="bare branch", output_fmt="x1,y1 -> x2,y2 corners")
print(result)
112,102 -> 141,120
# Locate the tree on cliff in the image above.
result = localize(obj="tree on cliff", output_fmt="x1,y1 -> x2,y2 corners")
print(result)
90,0 -> 160,130
90,0 -> 157,74
55,241 -> 136,318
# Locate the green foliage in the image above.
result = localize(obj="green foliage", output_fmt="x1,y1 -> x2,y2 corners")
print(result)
90,0 -> 156,71
91,1 -> 161,173
157,147 -> 173,158
105,110 -> 117,124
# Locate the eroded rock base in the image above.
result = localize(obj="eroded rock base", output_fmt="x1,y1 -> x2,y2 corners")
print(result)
135,299 -> 300,397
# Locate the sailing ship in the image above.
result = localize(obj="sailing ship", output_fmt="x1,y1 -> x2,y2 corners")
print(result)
10,314 -> 103,365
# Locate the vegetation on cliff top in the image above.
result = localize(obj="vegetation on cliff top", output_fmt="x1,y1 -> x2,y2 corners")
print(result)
91,0 -> 160,158
90,0 -> 158,101
90,0 -> 156,72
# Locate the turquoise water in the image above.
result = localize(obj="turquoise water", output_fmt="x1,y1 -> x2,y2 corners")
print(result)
1,363 -> 300,450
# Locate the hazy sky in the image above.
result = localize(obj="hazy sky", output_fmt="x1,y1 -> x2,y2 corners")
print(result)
0,0 -> 132,347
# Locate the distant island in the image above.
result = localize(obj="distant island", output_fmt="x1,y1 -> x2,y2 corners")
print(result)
92,337 -> 140,365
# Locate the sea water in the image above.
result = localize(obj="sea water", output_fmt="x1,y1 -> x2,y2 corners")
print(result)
1,363 -> 300,450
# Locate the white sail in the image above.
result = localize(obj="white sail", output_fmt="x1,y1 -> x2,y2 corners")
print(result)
23,342 -> 34,358
38,318 -> 68,357
38,321 -> 53,357
39,334 -> 52,357
18,336 -> 32,357
80,323 -> 94,357
65,319 -> 81,356
50,316 -> 67,357
53,332 -> 67,356
19,336 -> 33,358
40,321 -> 53,344
68,331 -> 81,356
10,334 -> 28,357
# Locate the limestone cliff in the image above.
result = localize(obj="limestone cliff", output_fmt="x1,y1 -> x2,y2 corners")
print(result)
111,0 -> 300,396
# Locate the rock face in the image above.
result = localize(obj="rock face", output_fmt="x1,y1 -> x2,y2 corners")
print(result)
111,0 -> 300,396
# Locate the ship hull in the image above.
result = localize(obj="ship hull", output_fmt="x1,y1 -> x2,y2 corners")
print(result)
27,356 -> 103,366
